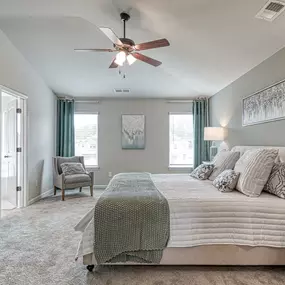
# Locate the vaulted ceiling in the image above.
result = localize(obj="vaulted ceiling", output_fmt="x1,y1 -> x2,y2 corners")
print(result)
0,0 -> 285,98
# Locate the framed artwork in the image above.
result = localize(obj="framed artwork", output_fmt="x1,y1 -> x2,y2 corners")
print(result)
121,114 -> 145,149
242,79 -> 285,126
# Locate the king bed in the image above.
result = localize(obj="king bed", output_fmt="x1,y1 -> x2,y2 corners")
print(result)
75,146 -> 285,267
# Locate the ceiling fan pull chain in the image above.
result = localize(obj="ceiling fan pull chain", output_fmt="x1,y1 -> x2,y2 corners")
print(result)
122,63 -> 126,79
118,66 -> 126,79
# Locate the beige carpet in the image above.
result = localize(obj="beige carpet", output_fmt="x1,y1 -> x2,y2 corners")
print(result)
1,190 -> 285,285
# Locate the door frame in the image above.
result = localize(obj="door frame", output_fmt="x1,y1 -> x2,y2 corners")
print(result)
0,85 -> 28,213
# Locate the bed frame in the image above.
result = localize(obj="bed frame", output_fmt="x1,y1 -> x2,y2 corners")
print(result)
84,245 -> 285,270
83,146 -> 285,270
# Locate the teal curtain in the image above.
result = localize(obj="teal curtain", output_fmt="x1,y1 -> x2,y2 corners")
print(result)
192,99 -> 211,168
56,99 -> 75,157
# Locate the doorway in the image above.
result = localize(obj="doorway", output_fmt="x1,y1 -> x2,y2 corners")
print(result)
0,86 -> 27,214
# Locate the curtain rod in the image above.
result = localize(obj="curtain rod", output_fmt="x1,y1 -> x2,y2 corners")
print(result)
57,96 -> 100,103
166,100 -> 193,103
57,96 -> 74,101
74,100 -> 100,103
166,98 -> 208,103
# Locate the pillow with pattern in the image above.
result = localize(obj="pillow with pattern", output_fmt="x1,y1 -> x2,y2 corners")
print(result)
190,164 -> 214,180
264,163 -> 285,198
60,162 -> 87,176
213,169 -> 240,192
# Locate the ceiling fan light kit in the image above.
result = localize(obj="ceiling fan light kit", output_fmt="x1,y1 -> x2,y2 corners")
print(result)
75,12 -> 170,69
127,54 -> 136,65
115,51 -> 126,66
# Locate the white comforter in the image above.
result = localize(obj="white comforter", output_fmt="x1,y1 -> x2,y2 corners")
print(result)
75,174 -> 285,258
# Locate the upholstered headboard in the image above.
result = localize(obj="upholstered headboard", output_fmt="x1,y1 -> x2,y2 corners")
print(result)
231,146 -> 285,163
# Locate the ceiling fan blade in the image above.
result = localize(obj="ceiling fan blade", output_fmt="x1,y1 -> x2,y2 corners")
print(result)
132,52 -> 162,67
74,48 -> 116,52
135,39 -> 170,51
99,27 -> 123,46
109,59 -> 119,68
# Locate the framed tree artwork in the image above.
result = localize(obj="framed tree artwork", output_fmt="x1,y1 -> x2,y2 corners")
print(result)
121,114 -> 145,149
243,79 -> 285,126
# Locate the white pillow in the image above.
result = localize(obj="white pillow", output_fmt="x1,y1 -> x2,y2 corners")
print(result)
208,150 -> 240,181
234,148 -> 278,197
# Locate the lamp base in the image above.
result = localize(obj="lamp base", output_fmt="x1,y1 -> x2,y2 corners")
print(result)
210,144 -> 218,161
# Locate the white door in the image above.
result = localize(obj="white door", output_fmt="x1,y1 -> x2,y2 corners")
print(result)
1,95 -> 17,209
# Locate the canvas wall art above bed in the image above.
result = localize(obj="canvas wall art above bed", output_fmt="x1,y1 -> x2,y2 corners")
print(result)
121,114 -> 145,149
242,79 -> 285,126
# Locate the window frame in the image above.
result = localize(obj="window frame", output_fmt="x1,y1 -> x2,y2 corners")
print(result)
168,112 -> 193,169
74,112 -> 99,169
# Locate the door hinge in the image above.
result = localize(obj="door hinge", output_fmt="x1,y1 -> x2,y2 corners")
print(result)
16,147 -> 22,153
16,186 -> 22,192
16,108 -> 22,114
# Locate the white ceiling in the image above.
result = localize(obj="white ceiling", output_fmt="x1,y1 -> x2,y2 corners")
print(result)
0,0 -> 285,98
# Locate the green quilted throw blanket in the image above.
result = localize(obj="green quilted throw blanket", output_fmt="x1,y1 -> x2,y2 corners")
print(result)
94,172 -> 170,264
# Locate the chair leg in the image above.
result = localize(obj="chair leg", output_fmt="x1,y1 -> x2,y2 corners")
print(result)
79,187 -> 82,192
90,185 -> 93,197
54,186 -> 57,195
61,189 -> 65,201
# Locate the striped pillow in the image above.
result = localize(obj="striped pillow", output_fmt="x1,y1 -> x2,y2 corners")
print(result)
208,151 -> 240,181
234,149 -> 278,197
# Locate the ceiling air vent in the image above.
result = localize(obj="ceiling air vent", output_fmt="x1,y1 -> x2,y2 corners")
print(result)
256,1 -> 285,21
114,88 -> 131,94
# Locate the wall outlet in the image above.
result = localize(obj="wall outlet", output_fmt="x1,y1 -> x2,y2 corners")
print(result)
108,172 -> 112,178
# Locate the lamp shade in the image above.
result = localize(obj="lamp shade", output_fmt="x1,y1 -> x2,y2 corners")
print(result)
204,127 -> 225,141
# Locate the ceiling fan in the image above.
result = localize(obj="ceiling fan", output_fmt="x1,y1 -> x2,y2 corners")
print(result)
74,12 -> 170,68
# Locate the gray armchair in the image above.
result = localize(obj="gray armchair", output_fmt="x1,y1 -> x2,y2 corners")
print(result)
53,156 -> 94,201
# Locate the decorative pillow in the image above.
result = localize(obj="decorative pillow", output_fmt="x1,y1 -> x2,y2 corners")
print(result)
208,150 -> 240,181
264,163 -> 285,198
234,148 -> 278,197
60,162 -> 87,176
213,170 -> 240,192
190,164 -> 214,180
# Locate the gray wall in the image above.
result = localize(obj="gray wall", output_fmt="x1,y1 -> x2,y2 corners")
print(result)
75,99 -> 192,185
0,29 -> 56,203
210,47 -> 285,148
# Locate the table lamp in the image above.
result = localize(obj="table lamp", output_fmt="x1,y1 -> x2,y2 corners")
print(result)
204,127 -> 225,160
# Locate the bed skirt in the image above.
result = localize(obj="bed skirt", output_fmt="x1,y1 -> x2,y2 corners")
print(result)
82,245 -> 285,265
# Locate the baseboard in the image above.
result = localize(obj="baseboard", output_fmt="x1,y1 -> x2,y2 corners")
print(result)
94,185 -> 107,190
28,188 -> 54,206
28,185 -> 107,205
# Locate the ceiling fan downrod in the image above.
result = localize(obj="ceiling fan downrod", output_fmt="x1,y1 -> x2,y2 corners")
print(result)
120,12 -> 130,39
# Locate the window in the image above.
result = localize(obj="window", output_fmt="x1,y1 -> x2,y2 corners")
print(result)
74,114 -> 98,167
169,113 -> 193,167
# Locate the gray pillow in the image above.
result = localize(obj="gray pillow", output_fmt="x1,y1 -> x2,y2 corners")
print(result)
190,164 -> 214,180
213,170 -> 240,192
264,163 -> 285,199
60,162 -> 87,176
208,150 -> 240,181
